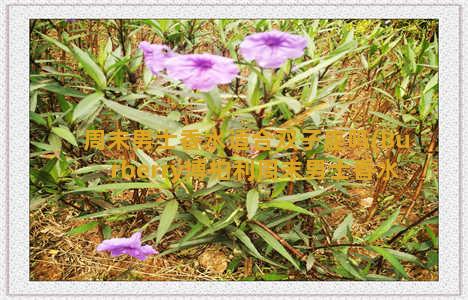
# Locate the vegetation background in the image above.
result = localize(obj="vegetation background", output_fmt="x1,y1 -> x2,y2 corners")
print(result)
29,19 -> 438,281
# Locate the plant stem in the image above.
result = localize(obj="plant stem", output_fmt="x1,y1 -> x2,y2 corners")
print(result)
251,220 -> 343,279
390,206 -> 438,244
252,220 -> 306,260
403,125 -> 438,222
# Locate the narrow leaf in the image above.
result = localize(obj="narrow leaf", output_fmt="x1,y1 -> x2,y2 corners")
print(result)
51,126 -> 78,146
367,246 -> 409,279
66,221 -> 99,236
365,208 -> 400,243
281,43 -> 356,89
71,44 -> 107,89
73,91 -> 104,122
155,199 -> 179,244
273,188 -> 329,203
67,182 -> 164,193
103,100 -> 181,132
232,228 -> 263,259
261,201 -> 313,216
246,189 -> 259,220
77,202 -> 163,219
332,214 -> 354,241
39,83 -> 85,98
37,31 -> 71,53
250,223 -> 301,270
369,111 -> 406,128
423,72 -> 438,94
334,251 -> 365,280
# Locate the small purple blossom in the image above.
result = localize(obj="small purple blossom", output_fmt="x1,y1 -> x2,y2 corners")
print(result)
239,30 -> 308,69
96,232 -> 157,261
164,53 -> 239,92
139,41 -> 175,74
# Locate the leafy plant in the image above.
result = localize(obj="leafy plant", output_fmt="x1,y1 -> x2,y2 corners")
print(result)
30,19 -> 438,281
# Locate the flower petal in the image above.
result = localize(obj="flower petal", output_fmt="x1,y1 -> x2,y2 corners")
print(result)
164,53 -> 239,91
239,30 -> 307,69
139,42 -> 175,74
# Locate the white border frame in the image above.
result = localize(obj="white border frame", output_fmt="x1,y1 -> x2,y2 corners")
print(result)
6,3 -> 461,296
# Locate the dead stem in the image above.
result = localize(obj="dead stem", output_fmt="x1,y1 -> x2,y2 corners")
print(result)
403,125 -> 438,222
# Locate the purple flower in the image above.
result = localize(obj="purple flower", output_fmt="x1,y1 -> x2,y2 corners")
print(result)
164,53 -> 239,92
239,30 -> 308,69
96,232 -> 157,261
139,41 -> 175,74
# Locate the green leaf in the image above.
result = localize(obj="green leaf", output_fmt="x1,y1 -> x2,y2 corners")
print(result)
232,96 -> 301,116
143,66 -> 153,86
198,209 -> 241,237
174,222 -> 204,245
366,274 -> 397,281
405,44 -> 417,73
202,89 -> 222,116
77,201 -> 163,219
273,188 -> 329,203
66,221 -> 99,235
67,182 -> 164,193
231,228 -> 285,269
103,100 -> 181,132
419,89 -> 434,121
31,141 -> 55,152
262,273 -> 289,281
134,149 -> 171,188
155,199 -> 179,244
161,236 -> 218,256
402,114 -> 419,123
369,111 -> 406,128
334,251 -> 365,280
189,208 -> 212,226
261,201 -> 313,216
332,214 -> 353,241
425,250 -> 438,268
30,112 -> 47,126
274,96 -> 302,114
423,72 -> 438,94
48,134 -> 62,151
51,126 -> 78,146
98,37 -> 113,67
102,224 -> 112,239
73,91 -> 104,122
367,246 -> 409,279
384,248 -> 422,266
301,73 -> 318,104
246,189 -> 259,220
246,72 -> 260,106
249,223 -> 301,270
364,208 -> 400,243
232,228 -> 263,258
271,181 -> 288,198
281,42 -> 356,89
71,44 -> 107,89
73,164 -> 113,174
37,31 -> 71,53
306,254 -> 315,271
39,82 -> 85,98
424,225 -> 438,248
30,90 -> 38,112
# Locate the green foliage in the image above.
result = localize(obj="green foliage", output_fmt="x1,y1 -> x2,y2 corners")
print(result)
155,199 -> 179,244
30,19 -> 438,280
246,189 -> 259,220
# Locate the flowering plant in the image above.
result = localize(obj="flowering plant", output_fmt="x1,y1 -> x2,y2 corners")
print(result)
30,19 -> 438,280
